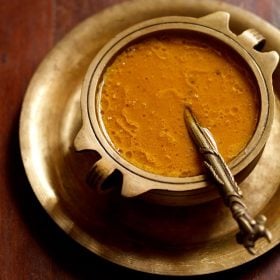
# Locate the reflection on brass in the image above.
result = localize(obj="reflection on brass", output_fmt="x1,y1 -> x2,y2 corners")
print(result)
19,0 -> 280,276
184,107 -> 272,254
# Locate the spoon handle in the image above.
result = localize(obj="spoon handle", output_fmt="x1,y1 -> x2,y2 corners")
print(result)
184,107 -> 271,254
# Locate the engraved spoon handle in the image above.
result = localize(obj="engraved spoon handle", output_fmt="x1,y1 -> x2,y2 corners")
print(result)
184,107 -> 272,254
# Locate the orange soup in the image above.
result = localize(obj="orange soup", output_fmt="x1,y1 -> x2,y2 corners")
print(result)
100,34 -> 259,177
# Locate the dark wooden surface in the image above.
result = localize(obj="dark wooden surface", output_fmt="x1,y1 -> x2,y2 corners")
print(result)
1,0 -> 279,279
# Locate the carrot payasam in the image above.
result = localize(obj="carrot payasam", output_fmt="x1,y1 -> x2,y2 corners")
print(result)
99,34 -> 259,177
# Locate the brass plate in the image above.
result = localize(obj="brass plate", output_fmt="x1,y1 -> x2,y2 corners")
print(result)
20,0 -> 280,276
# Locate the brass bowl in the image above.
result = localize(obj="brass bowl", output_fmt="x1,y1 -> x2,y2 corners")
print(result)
75,12 -> 279,205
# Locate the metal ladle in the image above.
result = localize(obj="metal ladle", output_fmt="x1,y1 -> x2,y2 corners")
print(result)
184,107 -> 272,254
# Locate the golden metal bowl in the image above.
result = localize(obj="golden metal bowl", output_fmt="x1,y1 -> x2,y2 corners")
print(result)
75,12 -> 279,206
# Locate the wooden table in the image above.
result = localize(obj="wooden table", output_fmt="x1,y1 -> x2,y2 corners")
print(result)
1,0 -> 279,279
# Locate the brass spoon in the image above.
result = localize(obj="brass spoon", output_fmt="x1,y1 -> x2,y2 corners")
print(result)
184,107 -> 272,255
